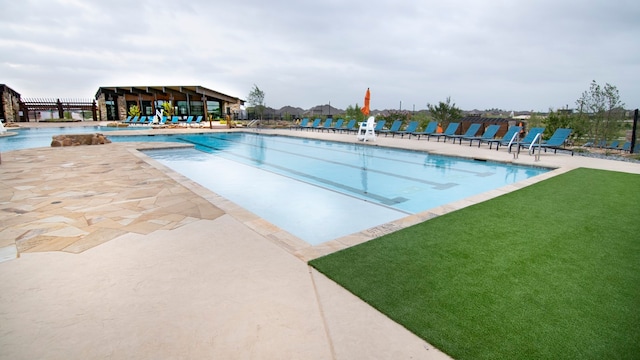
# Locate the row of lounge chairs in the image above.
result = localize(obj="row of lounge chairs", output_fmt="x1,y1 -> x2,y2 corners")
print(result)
291,118 -> 417,136
583,139 -> 638,152
620,142 -> 640,153
291,117 -> 576,155
291,118 -> 363,133
122,115 -> 204,128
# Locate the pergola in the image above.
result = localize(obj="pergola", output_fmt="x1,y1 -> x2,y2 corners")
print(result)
20,98 -> 98,121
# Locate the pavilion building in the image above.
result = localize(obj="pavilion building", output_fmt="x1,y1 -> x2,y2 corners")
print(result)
95,85 -> 244,121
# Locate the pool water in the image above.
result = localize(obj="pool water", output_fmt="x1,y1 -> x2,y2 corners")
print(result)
0,125 -> 143,152
111,132 -> 548,244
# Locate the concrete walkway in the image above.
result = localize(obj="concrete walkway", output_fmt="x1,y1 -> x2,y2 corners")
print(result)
1,122 -> 639,359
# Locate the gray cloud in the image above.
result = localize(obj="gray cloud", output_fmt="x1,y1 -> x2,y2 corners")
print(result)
0,0 -> 638,111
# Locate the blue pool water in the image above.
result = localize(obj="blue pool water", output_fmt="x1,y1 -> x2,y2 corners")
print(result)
0,125 -> 143,152
109,132 -> 549,244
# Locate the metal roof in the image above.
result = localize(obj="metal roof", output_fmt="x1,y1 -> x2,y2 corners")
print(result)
95,85 -> 243,104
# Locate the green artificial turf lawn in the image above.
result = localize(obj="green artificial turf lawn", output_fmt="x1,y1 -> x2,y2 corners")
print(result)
310,168 -> 640,360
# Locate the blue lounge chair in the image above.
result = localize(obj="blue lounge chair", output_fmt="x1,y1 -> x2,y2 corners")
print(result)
394,121 -> 419,138
328,119 -> 344,132
483,125 -> 522,150
136,116 -> 147,125
157,116 -> 168,126
518,128 -> 573,155
445,123 -> 481,144
305,118 -> 321,131
183,116 -> 194,127
122,116 -> 132,124
128,116 -> 139,125
291,118 -> 309,130
190,115 -> 203,128
620,141 -> 631,152
461,124 -> 501,147
508,127 -> 544,152
380,120 -> 403,137
430,123 -> 460,142
606,140 -> 620,150
171,116 -> 180,126
411,121 -> 437,140
340,119 -> 357,133
373,120 -> 386,134
318,118 -> 333,132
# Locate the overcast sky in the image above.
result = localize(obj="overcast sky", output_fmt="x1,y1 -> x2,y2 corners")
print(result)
1,0 -> 638,112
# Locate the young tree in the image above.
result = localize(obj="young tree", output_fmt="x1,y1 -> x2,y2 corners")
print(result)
542,109 -> 589,140
345,104 -> 365,123
411,112 -> 431,131
543,109 -> 575,140
247,84 -> 266,121
427,96 -> 462,128
526,112 -> 544,129
575,80 -> 625,144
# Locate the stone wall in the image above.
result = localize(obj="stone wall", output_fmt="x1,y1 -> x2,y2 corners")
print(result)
96,93 -> 127,122
1,87 -> 20,122
51,133 -> 111,147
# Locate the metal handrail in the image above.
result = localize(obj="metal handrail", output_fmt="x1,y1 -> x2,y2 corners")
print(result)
528,133 -> 543,161
506,131 -> 520,153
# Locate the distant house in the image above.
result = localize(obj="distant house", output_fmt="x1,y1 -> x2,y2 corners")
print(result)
95,85 -> 244,121
276,106 -> 305,119
0,84 -> 21,123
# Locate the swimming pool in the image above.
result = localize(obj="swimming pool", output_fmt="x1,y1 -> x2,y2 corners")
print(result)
110,133 -> 549,244
0,125 -> 143,152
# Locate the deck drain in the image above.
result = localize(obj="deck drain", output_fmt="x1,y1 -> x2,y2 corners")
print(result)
51,201 -> 61,204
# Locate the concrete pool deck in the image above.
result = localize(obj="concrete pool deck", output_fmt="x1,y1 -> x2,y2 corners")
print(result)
2,121 -> 640,359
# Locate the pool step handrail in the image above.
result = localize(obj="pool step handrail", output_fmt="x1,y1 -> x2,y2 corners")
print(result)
506,131 -> 519,153
528,132 -> 543,161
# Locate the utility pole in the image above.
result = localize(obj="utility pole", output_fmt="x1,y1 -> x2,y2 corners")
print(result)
631,109 -> 638,154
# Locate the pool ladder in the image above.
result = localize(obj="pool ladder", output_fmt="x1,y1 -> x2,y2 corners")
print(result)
528,133 -> 542,161
509,132 -> 542,161
247,120 -> 260,131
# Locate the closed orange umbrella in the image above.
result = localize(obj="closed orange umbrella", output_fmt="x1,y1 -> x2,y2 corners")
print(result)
361,88 -> 370,116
